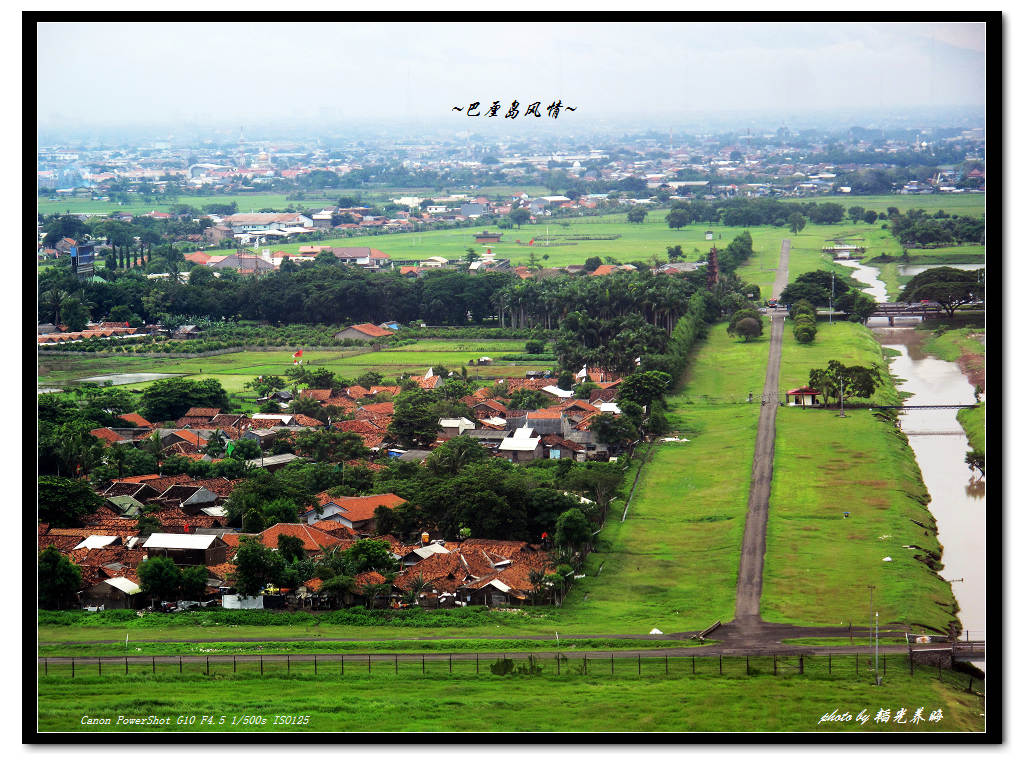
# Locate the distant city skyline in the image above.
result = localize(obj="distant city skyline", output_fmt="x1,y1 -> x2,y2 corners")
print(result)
37,20 -> 987,137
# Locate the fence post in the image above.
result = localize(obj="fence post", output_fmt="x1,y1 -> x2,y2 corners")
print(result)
153,656 -> 157,675
478,654 -> 481,674
856,654 -> 859,675
44,658 -> 47,676
125,656 -> 128,675
638,654 -> 641,677
71,657 -> 74,678
719,654 -> 723,675
287,655 -> 290,675
260,655 -> 263,676
829,652 -> 832,675
395,654 -> 398,675
180,655 -> 183,674
98,657 -> 101,676
665,654 -> 668,675
368,654 -> 371,675
557,654 -> 560,675
206,656 -> 210,676
691,655 -> 695,675
969,677 -> 973,693
449,654 -> 452,674
799,655 -> 804,674
773,655 -> 777,675
746,656 -> 750,675
341,655 -> 344,676
421,654 -> 424,675
611,655 -> 614,675
584,654 -> 587,675
314,655 -> 317,675
233,655 -> 236,674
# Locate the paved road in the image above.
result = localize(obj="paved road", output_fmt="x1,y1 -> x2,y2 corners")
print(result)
733,239 -> 790,627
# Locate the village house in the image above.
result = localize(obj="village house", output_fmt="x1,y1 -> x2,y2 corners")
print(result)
142,533 -> 229,566
334,323 -> 395,343
302,492 -> 408,534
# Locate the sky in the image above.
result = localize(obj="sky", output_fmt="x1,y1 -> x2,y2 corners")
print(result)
35,20 -> 988,133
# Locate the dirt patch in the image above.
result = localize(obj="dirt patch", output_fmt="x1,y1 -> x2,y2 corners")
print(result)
958,352 -> 985,392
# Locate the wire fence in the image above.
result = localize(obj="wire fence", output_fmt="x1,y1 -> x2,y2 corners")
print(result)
36,650 -> 984,695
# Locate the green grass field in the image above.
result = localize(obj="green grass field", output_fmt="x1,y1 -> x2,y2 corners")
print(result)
35,186 -> 553,217
35,654 -> 984,732
37,339 -> 553,394
761,323 -> 959,632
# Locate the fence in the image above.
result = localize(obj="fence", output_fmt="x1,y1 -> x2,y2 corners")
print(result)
36,650 -> 983,695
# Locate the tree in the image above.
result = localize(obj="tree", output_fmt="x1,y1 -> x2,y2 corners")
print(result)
566,462 -> 624,522
583,256 -> 603,272
793,320 -> 817,344
525,340 -> 545,355
139,377 -> 229,422
966,449 -> 985,476
727,309 -> 764,341
38,476 -> 102,526
426,435 -> 489,476
554,507 -> 592,553
618,370 -> 672,408
510,207 -> 531,228
900,267 -> 984,317
666,207 -> 693,229
224,472 -> 313,531
277,534 -> 306,564
244,375 -> 287,398
808,360 -> 883,407
137,512 -> 162,536
180,566 -> 210,601
863,209 -> 878,225
38,546 -> 82,609
137,556 -> 183,602
508,387 -> 548,411
626,207 -> 648,224
787,212 -> 807,234
389,388 -> 440,448
734,316 -> 763,342
234,538 -> 286,596
342,538 -> 396,577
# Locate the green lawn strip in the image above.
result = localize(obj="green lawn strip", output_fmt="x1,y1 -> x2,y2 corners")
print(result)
957,404 -> 985,453
677,322 -> 772,403
761,324 -> 959,632
36,659 -> 984,732
920,327 -> 985,364
38,637 -> 700,657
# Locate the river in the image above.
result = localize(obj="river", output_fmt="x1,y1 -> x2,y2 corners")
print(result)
876,327 -> 985,670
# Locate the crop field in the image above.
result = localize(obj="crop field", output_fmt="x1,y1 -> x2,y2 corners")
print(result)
35,655 -> 984,732
37,339 -> 554,394
761,323 -> 958,632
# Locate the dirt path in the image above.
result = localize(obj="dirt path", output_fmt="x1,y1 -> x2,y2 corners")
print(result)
733,239 -> 790,628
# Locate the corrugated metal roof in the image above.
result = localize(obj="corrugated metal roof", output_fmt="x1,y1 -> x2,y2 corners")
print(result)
143,533 -> 218,550
74,535 -> 119,550
104,577 -> 141,595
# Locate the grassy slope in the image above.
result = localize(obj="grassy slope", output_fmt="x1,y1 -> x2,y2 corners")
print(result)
761,323 -> 959,632
35,657 -> 984,732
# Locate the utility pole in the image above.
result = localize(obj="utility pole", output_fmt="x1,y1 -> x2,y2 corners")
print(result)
875,611 -> 881,685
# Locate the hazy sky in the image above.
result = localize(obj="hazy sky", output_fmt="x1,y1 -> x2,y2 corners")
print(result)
37,21 -> 987,131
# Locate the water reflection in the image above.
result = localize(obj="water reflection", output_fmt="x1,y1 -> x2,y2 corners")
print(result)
844,259 -> 888,301
965,477 -> 986,500
898,263 -> 984,277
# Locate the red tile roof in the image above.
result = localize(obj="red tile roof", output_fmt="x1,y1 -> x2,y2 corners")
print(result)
291,413 -> 325,427
184,407 -> 221,418
358,401 -> 394,416
118,412 -> 152,428
170,430 -> 208,447
300,388 -> 333,402
314,493 -> 407,523
527,408 -> 565,420
349,323 -> 394,338
257,523 -> 351,553
89,427 -> 124,446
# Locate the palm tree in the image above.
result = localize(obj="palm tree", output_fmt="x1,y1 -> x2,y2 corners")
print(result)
528,569 -> 547,606
404,573 -> 428,606
40,288 -> 70,325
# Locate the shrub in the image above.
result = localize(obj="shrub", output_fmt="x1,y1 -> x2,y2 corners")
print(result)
794,322 -> 817,344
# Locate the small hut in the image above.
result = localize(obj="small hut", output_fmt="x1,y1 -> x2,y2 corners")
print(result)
785,386 -> 821,407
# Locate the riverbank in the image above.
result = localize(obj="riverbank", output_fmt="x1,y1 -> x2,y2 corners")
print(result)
760,322 -> 959,633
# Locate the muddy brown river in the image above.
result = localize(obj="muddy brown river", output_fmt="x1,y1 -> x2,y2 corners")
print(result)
876,327 -> 985,670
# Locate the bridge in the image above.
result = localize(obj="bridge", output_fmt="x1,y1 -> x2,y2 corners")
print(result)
872,404 -> 978,411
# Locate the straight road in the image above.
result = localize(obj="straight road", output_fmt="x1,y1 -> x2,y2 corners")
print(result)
734,239 -> 790,628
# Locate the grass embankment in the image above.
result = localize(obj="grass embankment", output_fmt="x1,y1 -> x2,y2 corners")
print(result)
35,654 -> 984,732
918,324 -> 986,452
761,323 -> 959,633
